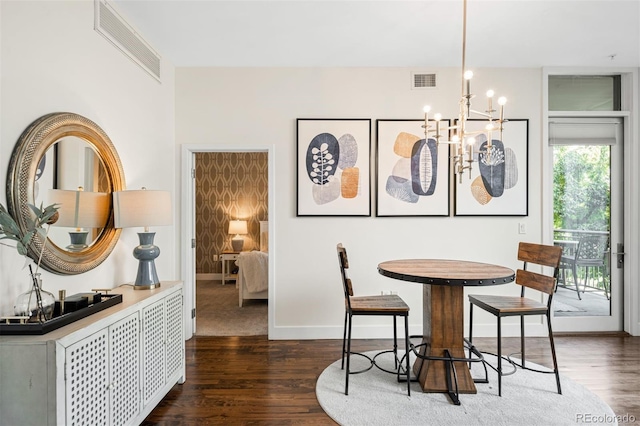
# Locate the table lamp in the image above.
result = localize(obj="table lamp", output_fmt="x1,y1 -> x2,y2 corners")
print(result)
113,188 -> 172,290
48,187 -> 110,251
228,220 -> 248,251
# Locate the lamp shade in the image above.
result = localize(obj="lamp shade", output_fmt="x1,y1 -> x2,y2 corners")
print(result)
48,188 -> 110,228
113,189 -> 172,229
228,220 -> 248,235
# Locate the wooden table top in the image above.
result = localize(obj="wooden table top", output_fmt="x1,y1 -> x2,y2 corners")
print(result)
378,259 -> 515,286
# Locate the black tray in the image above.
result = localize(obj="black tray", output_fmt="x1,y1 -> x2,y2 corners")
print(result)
0,293 -> 123,335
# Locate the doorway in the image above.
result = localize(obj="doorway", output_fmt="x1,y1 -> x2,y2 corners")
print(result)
194,151 -> 268,336
181,145 -> 275,339
549,117 -> 624,332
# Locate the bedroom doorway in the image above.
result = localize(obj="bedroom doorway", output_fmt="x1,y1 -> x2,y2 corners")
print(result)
181,145 -> 275,339
194,151 -> 267,336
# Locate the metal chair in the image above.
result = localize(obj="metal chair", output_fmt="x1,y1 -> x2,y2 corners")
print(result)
559,234 -> 609,300
468,242 -> 563,396
337,243 -> 411,396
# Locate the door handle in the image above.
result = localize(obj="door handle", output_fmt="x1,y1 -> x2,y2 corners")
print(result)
612,243 -> 625,269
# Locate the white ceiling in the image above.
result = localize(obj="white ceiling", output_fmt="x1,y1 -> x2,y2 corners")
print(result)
111,0 -> 640,68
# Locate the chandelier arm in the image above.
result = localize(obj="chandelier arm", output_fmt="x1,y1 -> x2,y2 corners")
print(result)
469,110 -> 493,119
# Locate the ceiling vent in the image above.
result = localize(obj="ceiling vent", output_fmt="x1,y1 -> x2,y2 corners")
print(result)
94,0 -> 161,82
412,73 -> 437,90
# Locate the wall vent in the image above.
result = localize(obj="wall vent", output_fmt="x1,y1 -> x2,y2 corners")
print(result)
412,73 -> 437,89
94,0 -> 161,82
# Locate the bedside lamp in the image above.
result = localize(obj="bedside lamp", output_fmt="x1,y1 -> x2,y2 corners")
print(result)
228,220 -> 248,252
113,188 -> 172,290
48,187 -> 110,251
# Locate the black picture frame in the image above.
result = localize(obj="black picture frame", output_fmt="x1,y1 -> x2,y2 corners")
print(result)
454,118 -> 529,216
376,119 -> 451,217
296,118 -> 371,217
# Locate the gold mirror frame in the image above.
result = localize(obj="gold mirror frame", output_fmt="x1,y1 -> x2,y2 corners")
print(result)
6,112 -> 125,274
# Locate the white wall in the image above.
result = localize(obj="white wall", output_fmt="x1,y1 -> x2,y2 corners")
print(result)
176,67 -> 547,339
1,3 -> 636,339
0,0 -> 177,315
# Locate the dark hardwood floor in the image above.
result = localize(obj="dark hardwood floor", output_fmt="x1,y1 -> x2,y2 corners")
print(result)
144,334 -> 640,425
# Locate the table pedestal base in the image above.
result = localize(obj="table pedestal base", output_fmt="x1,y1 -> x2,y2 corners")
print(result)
413,285 -> 477,394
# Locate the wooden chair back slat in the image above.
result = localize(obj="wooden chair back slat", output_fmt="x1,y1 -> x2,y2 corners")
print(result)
345,278 -> 354,297
337,243 -> 349,269
515,242 -> 563,302
518,242 -> 562,268
516,269 -> 556,295
337,244 -> 354,298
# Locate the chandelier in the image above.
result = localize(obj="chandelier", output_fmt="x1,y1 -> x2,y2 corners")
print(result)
422,0 -> 507,183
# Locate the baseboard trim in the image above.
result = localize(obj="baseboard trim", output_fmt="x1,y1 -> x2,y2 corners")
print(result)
554,330 -> 630,337
197,273 -> 221,281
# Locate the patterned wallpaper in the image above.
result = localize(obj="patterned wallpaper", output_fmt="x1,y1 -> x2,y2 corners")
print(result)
195,152 -> 268,274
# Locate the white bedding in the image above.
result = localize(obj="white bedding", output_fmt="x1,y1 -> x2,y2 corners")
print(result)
237,251 -> 268,293
237,251 -> 268,306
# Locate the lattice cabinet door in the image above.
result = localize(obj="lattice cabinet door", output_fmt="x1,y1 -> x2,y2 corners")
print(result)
142,299 -> 167,406
165,291 -> 184,381
65,329 -> 110,426
109,312 -> 141,426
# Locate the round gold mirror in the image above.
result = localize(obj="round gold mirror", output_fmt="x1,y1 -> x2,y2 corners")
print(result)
6,112 -> 125,274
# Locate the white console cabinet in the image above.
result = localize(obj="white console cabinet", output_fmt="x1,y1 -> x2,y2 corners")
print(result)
0,281 -> 184,426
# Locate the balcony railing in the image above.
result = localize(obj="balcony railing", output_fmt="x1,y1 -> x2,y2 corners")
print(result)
553,229 -> 610,299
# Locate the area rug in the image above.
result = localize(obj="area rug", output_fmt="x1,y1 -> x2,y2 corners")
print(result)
316,351 -> 617,426
195,280 -> 267,336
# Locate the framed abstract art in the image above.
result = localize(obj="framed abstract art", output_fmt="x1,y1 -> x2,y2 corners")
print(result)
296,118 -> 371,216
376,119 -> 450,217
454,118 -> 529,216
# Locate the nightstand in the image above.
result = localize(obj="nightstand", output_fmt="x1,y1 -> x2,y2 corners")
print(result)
220,251 -> 240,285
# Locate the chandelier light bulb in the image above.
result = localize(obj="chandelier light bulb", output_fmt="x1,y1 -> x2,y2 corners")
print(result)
486,90 -> 495,98
434,113 -> 442,121
464,70 -> 474,80
498,97 -> 507,106
467,137 -> 475,158
486,123 -> 495,131
423,105 -> 431,113
452,135 -> 460,142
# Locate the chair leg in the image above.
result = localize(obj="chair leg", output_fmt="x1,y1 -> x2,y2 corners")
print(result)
520,315 -> 526,368
345,313 -> 353,395
341,311 -> 348,370
497,316 -> 502,397
571,262 -> 582,300
393,316 -> 398,370
468,303 -> 474,363
404,315 -> 410,396
582,266 -> 590,294
547,312 -> 562,395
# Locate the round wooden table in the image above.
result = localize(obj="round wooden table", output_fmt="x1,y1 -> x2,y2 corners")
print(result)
378,259 -> 515,396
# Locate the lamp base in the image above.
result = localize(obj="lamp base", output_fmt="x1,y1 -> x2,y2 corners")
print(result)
133,282 -> 161,291
66,231 -> 89,252
231,236 -> 244,252
133,232 -> 161,290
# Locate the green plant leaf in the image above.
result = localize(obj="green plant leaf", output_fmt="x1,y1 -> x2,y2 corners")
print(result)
16,242 -> 28,256
0,206 -> 23,238
0,202 -> 59,258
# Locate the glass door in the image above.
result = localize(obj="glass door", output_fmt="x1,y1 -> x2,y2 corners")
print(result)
550,117 -> 623,332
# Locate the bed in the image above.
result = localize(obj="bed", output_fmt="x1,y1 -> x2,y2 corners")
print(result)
237,221 -> 269,307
